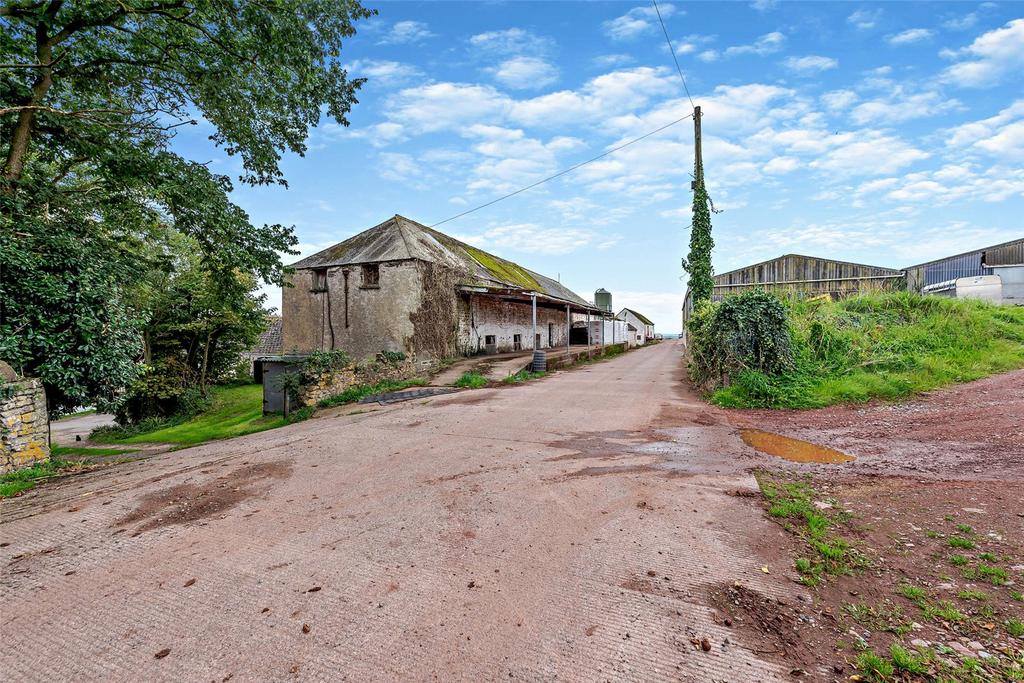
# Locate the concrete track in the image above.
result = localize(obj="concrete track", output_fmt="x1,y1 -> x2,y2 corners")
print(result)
1,341 -> 795,682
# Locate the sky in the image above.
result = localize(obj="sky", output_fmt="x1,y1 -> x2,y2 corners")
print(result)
172,1 -> 1024,333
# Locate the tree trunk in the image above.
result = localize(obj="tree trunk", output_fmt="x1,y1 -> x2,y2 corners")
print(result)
2,23 -> 55,188
199,330 -> 212,388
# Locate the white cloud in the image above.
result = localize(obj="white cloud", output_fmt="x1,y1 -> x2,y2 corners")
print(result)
697,50 -> 719,63
847,9 -> 882,30
378,20 -> 434,45
942,19 -> 1024,87
348,59 -> 422,87
593,54 -> 634,68
887,28 -> 934,45
783,55 -> 838,74
603,4 -> 679,41
947,100 -> 1024,161
469,223 -> 614,255
821,89 -> 858,110
763,156 -> 800,174
724,31 -> 786,57
809,132 -> 929,175
943,13 -> 978,31
384,82 -> 511,134
489,57 -> 559,90
850,90 -> 962,125
750,0 -> 778,11
376,152 -> 419,183
468,28 -> 552,56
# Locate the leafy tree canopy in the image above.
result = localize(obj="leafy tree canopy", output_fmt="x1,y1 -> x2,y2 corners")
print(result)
0,0 -> 374,414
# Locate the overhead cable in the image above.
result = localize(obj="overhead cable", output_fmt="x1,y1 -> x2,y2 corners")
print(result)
652,0 -> 696,110
429,113 -> 693,228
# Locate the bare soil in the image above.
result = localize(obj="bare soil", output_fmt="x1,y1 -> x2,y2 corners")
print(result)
713,370 -> 1024,680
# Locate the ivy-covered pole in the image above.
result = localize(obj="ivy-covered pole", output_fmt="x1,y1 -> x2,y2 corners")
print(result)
684,105 -> 715,306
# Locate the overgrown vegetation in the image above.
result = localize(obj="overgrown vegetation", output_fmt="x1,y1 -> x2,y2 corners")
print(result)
689,291 -> 1024,409
0,446 -> 136,498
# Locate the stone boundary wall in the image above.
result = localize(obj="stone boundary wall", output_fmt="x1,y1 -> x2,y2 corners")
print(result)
1,377 -> 50,473
297,357 -> 417,408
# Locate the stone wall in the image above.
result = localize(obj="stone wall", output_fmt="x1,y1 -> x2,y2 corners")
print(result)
1,377 -> 50,473
458,295 -> 575,355
297,356 -> 417,408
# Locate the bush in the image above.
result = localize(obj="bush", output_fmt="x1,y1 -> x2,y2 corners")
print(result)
687,289 -> 793,390
301,349 -> 352,376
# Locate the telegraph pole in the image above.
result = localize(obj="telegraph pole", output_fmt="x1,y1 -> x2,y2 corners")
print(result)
692,105 -> 703,189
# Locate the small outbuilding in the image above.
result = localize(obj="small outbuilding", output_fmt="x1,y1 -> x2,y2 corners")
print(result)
616,308 -> 655,345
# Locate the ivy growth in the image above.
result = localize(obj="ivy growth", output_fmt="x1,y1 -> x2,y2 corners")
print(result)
683,179 -> 715,306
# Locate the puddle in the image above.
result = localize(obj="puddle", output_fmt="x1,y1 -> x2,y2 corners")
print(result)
740,429 -> 854,464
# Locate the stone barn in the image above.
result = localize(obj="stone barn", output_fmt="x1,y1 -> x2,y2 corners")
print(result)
281,215 -> 601,362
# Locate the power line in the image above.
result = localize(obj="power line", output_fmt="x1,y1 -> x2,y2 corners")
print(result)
429,113 -> 694,229
652,0 -> 695,110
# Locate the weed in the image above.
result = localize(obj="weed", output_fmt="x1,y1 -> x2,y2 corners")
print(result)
318,378 -> 428,407
924,600 -> 963,622
1007,618 -> 1024,637
957,589 -> 988,601
898,584 -> 927,602
855,649 -> 895,682
890,643 -> 928,674
948,536 -> 976,550
978,552 -> 998,562
948,554 -> 969,566
956,523 -> 974,534
454,371 -> 489,389
503,370 -> 546,384
943,515 -> 955,522
1010,591 -> 1024,602
975,563 -> 1009,586
925,530 -> 941,539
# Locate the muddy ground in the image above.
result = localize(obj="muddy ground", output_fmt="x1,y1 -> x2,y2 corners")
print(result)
717,369 -> 1024,681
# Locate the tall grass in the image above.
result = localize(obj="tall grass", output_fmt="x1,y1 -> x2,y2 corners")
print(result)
710,292 -> 1024,409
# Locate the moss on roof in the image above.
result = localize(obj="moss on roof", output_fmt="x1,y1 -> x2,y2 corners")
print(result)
461,245 -> 542,291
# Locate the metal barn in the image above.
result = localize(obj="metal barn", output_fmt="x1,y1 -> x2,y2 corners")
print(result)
904,238 -> 1024,294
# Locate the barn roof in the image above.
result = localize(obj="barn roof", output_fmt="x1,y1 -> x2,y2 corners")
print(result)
291,215 -> 590,307
713,253 -> 901,280
619,308 -> 654,326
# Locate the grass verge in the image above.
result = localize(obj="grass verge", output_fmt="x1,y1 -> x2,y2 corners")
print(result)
707,292 -> 1024,409
93,384 -> 286,446
503,370 -> 546,384
317,377 -> 428,408
1,446 -> 140,498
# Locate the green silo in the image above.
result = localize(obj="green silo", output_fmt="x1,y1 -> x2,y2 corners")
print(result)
595,288 -> 612,312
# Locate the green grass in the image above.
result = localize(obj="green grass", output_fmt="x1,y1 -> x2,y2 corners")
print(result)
708,292 -> 1024,409
1010,590 -> 1024,602
94,384 -> 286,447
56,408 -> 96,420
957,589 -> 988,601
0,461 -> 63,497
1007,618 -> 1024,637
949,554 -> 969,566
503,370 -> 546,384
855,649 -> 895,682
890,643 -> 928,675
454,371 -> 488,388
956,523 -> 974,534
948,536 -> 976,550
966,563 -> 1009,586
51,445 -> 137,458
316,377 -> 428,408
898,584 -> 927,602
757,473 -> 863,585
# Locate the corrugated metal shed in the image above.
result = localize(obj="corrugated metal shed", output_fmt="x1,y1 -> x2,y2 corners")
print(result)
903,237 -> 1024,290
292,215 -> 589,307
682,253 -> 903,324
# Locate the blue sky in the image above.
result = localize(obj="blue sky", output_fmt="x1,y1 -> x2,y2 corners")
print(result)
173,1 -> 1024,333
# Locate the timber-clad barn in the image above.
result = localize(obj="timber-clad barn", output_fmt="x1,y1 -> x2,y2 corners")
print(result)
281,215 -> 602,362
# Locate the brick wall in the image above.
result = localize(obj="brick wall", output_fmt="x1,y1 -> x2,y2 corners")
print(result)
1,377 -> 50,473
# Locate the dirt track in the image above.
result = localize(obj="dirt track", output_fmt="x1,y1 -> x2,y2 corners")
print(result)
1,341 -> 798,682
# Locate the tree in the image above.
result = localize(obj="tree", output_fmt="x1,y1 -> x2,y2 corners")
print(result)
0,0 -> 373,414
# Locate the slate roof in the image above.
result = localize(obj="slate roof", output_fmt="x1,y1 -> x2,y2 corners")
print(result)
619,308 -> 654,326
291,215 -> 591,307
251,316 -> 283,355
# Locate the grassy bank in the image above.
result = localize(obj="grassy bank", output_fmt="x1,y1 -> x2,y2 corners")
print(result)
93,384 -> 286,447
708,293 -> 1024,409
0,446 -> 137,498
